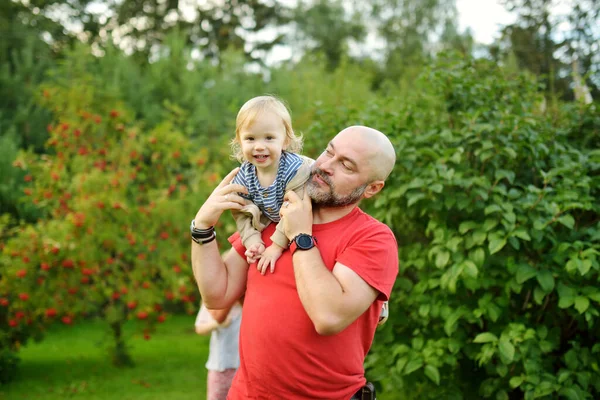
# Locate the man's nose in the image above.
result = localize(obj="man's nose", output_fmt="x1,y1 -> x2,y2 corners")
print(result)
318,158 -> 334,175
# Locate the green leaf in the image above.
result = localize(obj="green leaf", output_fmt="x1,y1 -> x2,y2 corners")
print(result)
559,388 -> 583,400
558,296 -> 575,309
588,291 -> 600,303
472,230 -> 487,245
412,337 -> 424,351
473,332 -> 498,343
498,339 -> 515,363
533,286 -> 546,305
484,204 -> 502,215
533,219 -> 547,231
435,251 -> 450,269
430,183 -> 443,193
463,260 -> 478,278
396,357 -> 408,373
558,214 -> 575,229
574,296 -> 590,314
516,264 -> 537,284
459,221 -> 478,234
424,365 -> 440,385
403,358 -> 423,375
496,390 -> 509,400
488,236 -> 507,255
483,218 -> 499,232
536,270 -> 555,292
495,169 -> 515,184
512,228 -> 531,241
509,376 -> 524,389
470,247 -> 485,267
577,260 -> 592,276
503,212 -> 516,225
496,363 -> 508,377
407,192 -> 426,207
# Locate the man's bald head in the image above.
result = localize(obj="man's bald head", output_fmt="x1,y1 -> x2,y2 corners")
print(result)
335,125 -> 396,181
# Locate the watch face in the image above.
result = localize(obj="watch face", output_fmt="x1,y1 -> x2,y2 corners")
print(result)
296,234 -> 314,249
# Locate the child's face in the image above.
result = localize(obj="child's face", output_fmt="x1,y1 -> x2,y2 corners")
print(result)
239,110 -> 287,175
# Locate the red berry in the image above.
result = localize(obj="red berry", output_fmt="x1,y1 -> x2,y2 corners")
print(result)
137,311 -> 148,320
127,301 -> 137,310
19,293 -> 29,301
41,262 -> 50,270
62,316 -> 73,325
16,269 -> 27,278
46,308 -> 57,317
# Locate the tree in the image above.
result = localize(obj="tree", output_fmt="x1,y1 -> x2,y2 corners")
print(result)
0,73 -> 211,370
367,0 -> 459,87
496,0 -> 600,100
293,0 -> 366,71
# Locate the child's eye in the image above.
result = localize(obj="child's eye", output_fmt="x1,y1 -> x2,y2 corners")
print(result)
266,136 -> 274,140
245,137 -> 254,141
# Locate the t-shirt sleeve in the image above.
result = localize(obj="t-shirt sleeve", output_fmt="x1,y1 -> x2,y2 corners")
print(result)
228,231 -> 246,259
336,225 -> 399,301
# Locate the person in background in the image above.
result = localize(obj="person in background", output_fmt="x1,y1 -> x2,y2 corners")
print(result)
195,300 -> 242,400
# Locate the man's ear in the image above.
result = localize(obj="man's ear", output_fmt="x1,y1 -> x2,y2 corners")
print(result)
363,181 -> 385,199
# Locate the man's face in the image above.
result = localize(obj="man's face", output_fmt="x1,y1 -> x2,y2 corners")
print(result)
306,132 -> 372,207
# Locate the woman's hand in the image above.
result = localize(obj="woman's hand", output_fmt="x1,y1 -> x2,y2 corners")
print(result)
194,168 -> 248,229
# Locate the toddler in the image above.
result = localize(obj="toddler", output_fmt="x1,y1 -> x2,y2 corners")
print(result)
230,95 -> 313,274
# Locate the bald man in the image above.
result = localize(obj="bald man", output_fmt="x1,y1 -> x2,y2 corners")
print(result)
192,126 -> 398,400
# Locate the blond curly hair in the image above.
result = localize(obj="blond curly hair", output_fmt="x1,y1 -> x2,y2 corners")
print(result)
230,95 -> 303,163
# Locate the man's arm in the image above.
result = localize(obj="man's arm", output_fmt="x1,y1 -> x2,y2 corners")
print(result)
280,191 -> 382,335
191,168 -> 249,309
292,250 -> 379,335
192,244 -> 248,310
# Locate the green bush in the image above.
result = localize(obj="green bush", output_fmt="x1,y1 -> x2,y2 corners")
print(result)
310,54 -> 600,399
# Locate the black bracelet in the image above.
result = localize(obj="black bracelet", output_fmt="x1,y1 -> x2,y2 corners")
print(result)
191,231 -> 216,245
190,219 -> 215,239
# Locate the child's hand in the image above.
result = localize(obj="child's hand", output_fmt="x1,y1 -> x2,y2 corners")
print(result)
257,243 -> 284,275
245,243 -> 265,264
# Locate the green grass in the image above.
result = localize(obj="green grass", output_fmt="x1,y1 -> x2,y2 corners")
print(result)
1,315 -> 210,400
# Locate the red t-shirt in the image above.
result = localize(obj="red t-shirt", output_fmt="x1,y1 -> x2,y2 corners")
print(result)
227,207 -> 398,400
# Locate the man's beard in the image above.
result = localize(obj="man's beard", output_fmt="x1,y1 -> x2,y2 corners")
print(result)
306,169 -> 367,207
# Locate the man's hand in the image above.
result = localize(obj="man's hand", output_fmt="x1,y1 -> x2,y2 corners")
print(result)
245,243 -> 265,264
194,168 -> 248,229
279,191 -> 313,240
257,243 -> 284,275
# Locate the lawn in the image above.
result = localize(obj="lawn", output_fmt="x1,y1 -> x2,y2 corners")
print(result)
1,315 -> 210,400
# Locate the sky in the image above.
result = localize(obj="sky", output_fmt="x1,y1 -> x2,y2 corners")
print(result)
265,0 -> 519,65
455,0 -> 516,44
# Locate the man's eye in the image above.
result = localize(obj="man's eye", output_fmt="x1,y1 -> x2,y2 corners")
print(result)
342,163 -> 352,170
324,149 -> 333,156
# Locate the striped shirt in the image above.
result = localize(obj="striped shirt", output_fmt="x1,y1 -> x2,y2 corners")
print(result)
232,151 -> 303,222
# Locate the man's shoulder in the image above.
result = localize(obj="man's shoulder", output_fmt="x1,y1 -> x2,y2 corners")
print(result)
352,208 -> 396,240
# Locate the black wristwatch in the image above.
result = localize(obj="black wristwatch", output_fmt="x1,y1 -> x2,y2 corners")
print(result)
190,219 -> 216,245
290,234 -> 318,254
